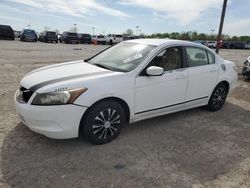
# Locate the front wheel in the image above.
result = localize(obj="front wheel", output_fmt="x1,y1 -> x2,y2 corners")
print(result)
82,101 -> 125,145
207,83 -> 228,111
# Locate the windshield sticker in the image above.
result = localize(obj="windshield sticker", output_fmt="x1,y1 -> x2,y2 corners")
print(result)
123,53 -> 143,63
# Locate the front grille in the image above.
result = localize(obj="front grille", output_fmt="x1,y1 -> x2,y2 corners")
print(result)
19,87 -> 34,103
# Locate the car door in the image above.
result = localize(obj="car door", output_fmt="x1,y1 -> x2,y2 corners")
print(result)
184,46 -> 219,105
134,46 -> 188,120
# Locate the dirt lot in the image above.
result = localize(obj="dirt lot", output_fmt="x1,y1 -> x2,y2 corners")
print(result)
0,40 -> 249,188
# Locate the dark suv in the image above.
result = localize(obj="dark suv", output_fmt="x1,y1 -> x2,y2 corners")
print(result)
78,33 -> 91,44
59,32 -> 79,44
0,25 -> 14,40
20,29 -> 38,42
39,31 -> 58,43
230,42 -> 247,49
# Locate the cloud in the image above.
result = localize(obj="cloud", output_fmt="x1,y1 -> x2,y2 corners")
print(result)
7,0 -> 130,19
119,0 -> 222,25
0,14 -> 26,23
224,19 -> 250,36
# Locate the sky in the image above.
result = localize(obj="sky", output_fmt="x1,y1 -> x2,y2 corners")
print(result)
0,0 -> 250,36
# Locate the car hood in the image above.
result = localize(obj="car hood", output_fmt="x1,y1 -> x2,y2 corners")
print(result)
21,60 -> 112,91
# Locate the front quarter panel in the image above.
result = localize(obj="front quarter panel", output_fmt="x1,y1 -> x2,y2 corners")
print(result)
73,72 -> 135,121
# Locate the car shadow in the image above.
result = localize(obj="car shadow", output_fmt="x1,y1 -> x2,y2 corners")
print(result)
1,102 -> 250,188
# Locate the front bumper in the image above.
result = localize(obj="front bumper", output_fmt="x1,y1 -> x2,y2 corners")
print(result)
14,91 -> 87,139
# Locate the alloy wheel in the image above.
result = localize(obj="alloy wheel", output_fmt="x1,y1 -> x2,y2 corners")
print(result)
92,108 -> 121,140
212,86 -> 227,109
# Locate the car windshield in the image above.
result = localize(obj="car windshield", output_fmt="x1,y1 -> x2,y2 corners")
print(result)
89,42 -> 156,72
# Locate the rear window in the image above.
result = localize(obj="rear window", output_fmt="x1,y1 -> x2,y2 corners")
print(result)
47,32 -> 56,35
0,25 -> 12,30
68,32 -> 78,36
82,34 -> 91,37
116,35 -> 123,38
23,30 -> 35,34
206,51 -> 215,64
97,35 -> 105,38
186,47 -> 209,67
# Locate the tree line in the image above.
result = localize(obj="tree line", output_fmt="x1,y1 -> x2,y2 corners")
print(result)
148,31 -> 250,42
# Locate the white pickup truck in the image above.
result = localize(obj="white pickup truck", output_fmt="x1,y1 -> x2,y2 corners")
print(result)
105,34 -> 123,44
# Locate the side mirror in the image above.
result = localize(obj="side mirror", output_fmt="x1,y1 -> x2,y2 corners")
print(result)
146,66 -> 164,76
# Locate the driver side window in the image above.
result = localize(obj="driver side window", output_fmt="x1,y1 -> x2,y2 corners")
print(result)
150,47 -> 182,71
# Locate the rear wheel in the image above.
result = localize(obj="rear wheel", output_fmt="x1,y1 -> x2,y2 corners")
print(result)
207,83 -> 228,111
82,101 -> 125,145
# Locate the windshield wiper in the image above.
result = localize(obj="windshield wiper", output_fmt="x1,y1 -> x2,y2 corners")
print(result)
93,63 -> 112,70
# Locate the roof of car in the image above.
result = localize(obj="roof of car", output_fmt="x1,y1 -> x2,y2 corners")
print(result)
124,39 -> 200,47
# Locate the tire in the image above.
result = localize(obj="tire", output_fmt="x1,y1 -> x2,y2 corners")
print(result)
109,40 -> 113,45
207,83 -> 228,111
82,101 -> 125,145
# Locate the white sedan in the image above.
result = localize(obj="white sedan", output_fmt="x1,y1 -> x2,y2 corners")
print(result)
15,39 -> 238,144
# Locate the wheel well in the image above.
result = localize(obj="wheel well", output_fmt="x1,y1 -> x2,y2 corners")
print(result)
79,97 -> 130,135
219,80 -> 230,92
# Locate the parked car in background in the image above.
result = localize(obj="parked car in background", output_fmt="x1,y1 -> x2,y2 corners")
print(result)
15,39 -> 238,144
0,25 -> 14,40
207,41 -> 216,48
222,42 -> 231,49
14,31 -> 21,38
245,43 -> 250,49
39,31 -> 58,43
20,29 -> 38,42
193,40 -> 208,46
123,35 -> 140,41
91,35 -> 106,44
78,33 -> 91,44
105,34 -> 123,44
230,42 -> 247,49
59,32 -> 79,44
242,56 -> 250,79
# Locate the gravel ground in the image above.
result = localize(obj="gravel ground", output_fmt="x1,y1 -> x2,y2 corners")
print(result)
0,40 -> 249,188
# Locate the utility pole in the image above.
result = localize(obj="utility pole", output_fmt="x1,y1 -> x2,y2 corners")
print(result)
73,24 -> 77,33
92,27 -> 95,36
216,0 -> 228,54
27,16 -> 31,29
136,26 -> 139,36
210,29 -> 215,40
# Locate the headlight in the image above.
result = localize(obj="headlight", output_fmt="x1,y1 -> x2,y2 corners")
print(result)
32,88 -> 87,105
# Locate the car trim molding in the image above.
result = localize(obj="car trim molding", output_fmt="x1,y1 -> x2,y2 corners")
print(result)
135,96 -> 208,115
29,71 -> 110,92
